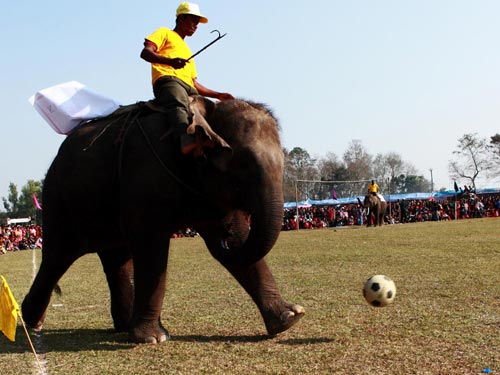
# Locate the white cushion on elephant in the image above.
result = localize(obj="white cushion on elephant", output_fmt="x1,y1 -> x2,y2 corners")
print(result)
29,81 -> 121,135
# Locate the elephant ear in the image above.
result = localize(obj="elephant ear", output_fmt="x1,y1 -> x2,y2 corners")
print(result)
187,96 -> 233,171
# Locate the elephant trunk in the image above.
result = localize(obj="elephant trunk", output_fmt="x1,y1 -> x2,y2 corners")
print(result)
243,191 -> 284,264
209,173 -> 284,266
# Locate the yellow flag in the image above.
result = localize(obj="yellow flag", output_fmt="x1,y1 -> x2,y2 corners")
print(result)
0,276 -> 20,341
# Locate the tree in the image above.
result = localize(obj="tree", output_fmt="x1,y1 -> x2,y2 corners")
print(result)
448,133 -> 491,190
373,152 -> 404,193
317,152 -> 342,181
490,133 -> 500,152
2,183 -> 19,214
316,152 -> 349,199
401,175 -> 428,193
2,180 -> 42,222
282,139 -> 435,203
488,133 -> 500,178
286,147 -> 317,179
282,148 -> 296,202
283,147 -> 318,201
372,153 -> 390,185
342,140 -> 372,181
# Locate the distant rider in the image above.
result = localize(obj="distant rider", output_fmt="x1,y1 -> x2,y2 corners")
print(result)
368,180 -> 379,196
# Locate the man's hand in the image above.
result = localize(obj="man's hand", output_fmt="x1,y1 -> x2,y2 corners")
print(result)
216,92 -> 235,101
140,41 -> 187,69
168,57 -> 187,69
193,79 -> 235,101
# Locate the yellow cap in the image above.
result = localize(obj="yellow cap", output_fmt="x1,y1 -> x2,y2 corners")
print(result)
176,2 -> 208,24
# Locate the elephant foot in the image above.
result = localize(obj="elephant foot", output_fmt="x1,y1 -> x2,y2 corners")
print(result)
264,303 -> 305,336
130,319 -> 170,344
21,298 -> 46,331
27,320 -> 44,332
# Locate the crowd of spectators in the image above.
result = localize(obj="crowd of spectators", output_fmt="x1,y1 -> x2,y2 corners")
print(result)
282,193 -> 500,230
1,193 -> 498,252
0,221 -> 198,255
0,224 -> 43,254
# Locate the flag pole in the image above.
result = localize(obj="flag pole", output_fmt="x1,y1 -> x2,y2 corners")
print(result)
1,275 -> 43,373
18,313 -> 44,373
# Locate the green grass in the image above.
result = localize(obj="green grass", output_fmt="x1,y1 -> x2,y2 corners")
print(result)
1,218 -> 500,374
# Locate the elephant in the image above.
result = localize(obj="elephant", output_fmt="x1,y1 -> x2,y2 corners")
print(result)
22,96 -> 304,344
363,194 -> 387,227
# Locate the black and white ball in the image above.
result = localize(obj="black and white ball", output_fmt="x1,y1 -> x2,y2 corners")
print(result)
363,275 -> 396,307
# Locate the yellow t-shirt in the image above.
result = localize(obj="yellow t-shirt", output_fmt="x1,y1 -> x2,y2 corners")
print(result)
368,183 -> 379,193
145,27 -> 198,88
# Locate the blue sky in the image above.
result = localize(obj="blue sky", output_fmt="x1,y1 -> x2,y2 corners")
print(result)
1,0 -> 499,202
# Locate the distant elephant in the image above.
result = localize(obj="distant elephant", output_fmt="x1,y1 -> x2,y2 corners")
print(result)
363,194 -> 387,227
22,96 -> 304,344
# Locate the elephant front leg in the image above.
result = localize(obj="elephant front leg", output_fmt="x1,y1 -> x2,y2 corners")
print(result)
223,259 -> 305,335
22,251 -> 78,330
129,236 -> 170,344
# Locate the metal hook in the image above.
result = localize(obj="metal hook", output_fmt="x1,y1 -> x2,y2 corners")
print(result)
187,30 -> 227,61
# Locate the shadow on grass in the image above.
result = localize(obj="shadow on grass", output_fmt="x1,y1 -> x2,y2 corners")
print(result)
171,335 -> 335,345
0,328 -> 133,353
171,334 -> 271,343
1,330 -> 335,354
277,337 -> 335,345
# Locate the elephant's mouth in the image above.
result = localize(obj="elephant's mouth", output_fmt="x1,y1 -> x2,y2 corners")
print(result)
202,188 -> 283,265
218,211 -> 251,250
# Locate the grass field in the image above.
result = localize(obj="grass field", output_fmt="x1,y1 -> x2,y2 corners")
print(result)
1,218 -> 499,374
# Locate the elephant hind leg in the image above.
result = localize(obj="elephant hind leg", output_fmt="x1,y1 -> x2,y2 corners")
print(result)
128,234 -> 171,344
98,248 -> 134,332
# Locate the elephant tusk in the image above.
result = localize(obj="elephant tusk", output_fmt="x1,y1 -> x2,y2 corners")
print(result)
220,239 -> 230,250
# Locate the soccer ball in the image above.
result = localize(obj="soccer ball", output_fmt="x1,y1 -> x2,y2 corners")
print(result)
363,275 -> 396,307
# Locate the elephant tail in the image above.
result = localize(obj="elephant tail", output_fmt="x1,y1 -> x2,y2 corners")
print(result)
54,283 -> 62,296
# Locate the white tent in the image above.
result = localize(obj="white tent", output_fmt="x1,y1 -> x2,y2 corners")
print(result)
6,218 -> 31,225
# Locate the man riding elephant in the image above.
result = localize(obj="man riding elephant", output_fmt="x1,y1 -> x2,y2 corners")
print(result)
22,2 -> 305,345
363,193 -> 387,227
140,2 -> 234,155
358,180 -> 387,226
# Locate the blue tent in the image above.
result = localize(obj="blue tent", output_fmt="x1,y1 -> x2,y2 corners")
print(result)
284,187 -> 499,208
